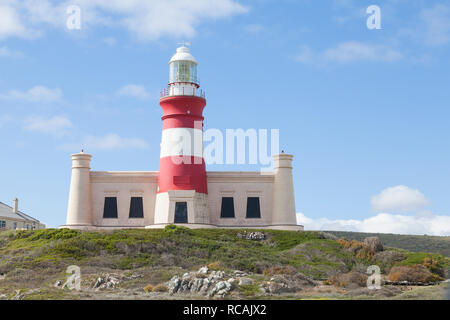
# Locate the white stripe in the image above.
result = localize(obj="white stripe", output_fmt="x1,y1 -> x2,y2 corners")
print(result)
160,127 -> 203,158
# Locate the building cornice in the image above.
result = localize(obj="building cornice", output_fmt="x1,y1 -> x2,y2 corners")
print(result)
206,171 -> 274,183
90,171 -> 159,183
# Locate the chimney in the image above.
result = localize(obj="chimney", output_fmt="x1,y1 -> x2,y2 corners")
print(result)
13,198 -> 18,213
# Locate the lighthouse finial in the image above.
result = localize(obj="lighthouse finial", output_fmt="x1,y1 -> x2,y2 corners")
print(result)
178,41 -> 190,48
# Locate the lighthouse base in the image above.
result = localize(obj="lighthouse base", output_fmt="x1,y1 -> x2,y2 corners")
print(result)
154,190 -> 209,225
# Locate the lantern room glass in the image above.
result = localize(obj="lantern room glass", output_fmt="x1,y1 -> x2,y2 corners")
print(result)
170,60 -> 198,84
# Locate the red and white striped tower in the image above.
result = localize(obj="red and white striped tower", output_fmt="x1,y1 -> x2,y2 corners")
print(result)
154,45 -> 208,225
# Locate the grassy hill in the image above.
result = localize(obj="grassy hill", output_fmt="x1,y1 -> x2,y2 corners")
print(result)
0,227 -> 353,279
325,231 -> 450,257
0,227 -> 449,300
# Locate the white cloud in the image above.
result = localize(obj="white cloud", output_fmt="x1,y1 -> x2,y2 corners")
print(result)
62,133 -> 149,151
295,45 -> 314,64
296,212 -> 450,236
0,86 -> 63,103
1,0 -> 248,41
102,37 -> 117,46
324,42 -> 403,63
0,46 -> 23,58
371,185 -> 429,213
23,115 -> 72,136
0,4 -> 28,39
116,84 -> 150,100
296,42 -> 403,65
243,24 -> 264,33
421,4 -> 450,46
297,185 -> 449,236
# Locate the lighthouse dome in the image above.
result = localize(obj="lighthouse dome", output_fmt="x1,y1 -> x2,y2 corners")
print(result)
169,46 -> 197,64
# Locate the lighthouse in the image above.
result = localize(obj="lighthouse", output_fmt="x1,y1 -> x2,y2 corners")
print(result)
153,46 -> 209,226
63,45 -> 302,231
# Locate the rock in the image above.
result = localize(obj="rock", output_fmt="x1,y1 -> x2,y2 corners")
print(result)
266,281 -> 289,294
261,273 -> 315,294
93,274 -> 121,290
180,278 -> 191,292
209,270 -> 225,281
191,278 -> 204,292
239,277 -> 254,286
234,270 -> 247,277
208,280 -> 233,298
0,294 -> 7,300
373,250 -> 407,265
364,237 -> 384,253
11,290 -> 24,300
317,232 -> 338,240
237,231 -> 266,241
166,270 -> 235,297
168,276 -> 181,294
93,277 -> 105,289
198,266 -> 209,275
199,278 -> 211,295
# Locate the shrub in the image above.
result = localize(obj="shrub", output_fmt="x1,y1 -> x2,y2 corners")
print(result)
238,284 -> 261,297
388,265 -> 439,283
262,265 -> 297,276
152,284 -> 168,292
337,238 -> 377,261
163,225 -> 192,235
207,261 -> 223,271
422,257 -> 445,277
144,284 -> 154,293
355,246 -> 375,261
337,239 -> 363,250
328,271 -> 368,288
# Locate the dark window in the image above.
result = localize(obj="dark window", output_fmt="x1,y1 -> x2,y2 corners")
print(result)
129,197 -> 144,218
174,202 -> 188,223
246,197 -> 261,218
103,197 -> 118,218
220,197 -> 235,218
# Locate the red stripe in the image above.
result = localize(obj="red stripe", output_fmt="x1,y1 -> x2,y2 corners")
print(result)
158,95 -> 207,194
162,116 -> 204,130
160,96 -> 206,130
157,156 -> 208,194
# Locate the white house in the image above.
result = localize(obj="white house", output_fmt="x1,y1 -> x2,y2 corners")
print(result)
0,198 -> 45,231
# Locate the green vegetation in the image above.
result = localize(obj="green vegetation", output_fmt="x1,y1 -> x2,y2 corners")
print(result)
0,227 -> 348,279
1,227 -> 449,279
0,227 -> 449,300
327,231 -> 450,257
238,283 -> 261,297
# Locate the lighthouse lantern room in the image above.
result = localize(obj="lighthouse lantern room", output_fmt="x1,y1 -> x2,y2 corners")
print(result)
163,46 -> 204,98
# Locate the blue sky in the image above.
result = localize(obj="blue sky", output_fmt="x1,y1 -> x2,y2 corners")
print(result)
0,0 -> 449,235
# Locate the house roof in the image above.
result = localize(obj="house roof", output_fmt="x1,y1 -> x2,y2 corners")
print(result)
0,201 -> 39,223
